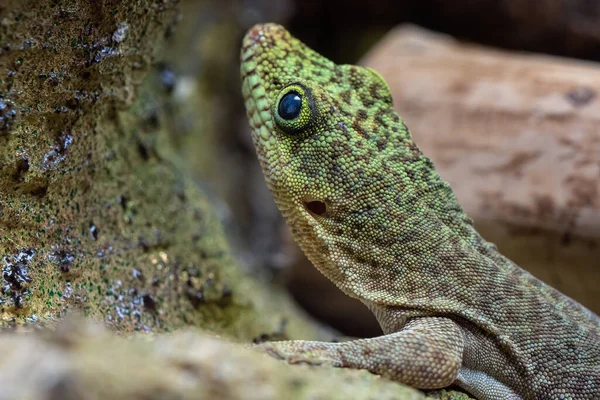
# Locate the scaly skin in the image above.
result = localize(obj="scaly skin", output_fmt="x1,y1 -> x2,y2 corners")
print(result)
240,24 -> 600,400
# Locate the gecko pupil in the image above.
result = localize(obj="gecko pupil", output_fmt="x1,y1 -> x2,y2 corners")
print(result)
278,92 -> 302,120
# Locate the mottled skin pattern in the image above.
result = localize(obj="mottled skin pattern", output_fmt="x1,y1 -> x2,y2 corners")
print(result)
240,24 -> 600,400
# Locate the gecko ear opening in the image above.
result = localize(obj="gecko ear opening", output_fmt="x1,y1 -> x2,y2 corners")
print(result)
304,200 -> 327,216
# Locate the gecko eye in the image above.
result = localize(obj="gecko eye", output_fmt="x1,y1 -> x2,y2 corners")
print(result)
278,92 -> 302,120
274,83 -> 314,134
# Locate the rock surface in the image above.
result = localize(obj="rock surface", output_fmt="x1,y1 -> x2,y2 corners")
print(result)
0,0 -> 321,340
0,318 -> 433,400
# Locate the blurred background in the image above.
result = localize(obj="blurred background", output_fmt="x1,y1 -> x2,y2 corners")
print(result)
159,0 -> 600,338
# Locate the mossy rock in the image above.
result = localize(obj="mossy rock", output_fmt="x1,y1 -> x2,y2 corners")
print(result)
0,0 -> 319,341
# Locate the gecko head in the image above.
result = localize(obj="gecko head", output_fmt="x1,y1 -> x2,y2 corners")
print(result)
241,24 -> 422,296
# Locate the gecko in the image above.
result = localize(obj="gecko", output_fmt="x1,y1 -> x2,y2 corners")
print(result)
240,23 -> 600,400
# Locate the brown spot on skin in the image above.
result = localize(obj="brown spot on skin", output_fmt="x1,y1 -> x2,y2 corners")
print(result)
348,66 -> 360,90
340,90 -> 352,105
359,91 -> 376,108
310,59 -> 329,70
357,109 -> 368,120
365,261 -> 384,282
352,118 -> 370,139
566,86 -> 596,107
369,82 -> 382,99
374,109 -> 388,130
406,141 -> 421,157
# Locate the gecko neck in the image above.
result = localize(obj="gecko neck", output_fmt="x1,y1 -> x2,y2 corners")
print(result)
398,147 -> 511,272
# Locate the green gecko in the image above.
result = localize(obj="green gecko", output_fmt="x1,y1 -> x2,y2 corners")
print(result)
240,23 -> 600,400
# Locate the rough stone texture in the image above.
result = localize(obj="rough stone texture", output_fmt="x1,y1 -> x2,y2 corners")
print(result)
0,0 -> 322,341
0,318 -> 429,400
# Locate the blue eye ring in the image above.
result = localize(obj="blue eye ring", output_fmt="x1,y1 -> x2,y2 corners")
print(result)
278,92 -> 302,120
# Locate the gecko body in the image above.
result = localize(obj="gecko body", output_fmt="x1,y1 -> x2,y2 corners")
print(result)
240,23 -> 600,400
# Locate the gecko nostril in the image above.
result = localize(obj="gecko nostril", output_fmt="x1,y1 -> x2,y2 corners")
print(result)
304,200 -> 327,216
247,26 -> 262,42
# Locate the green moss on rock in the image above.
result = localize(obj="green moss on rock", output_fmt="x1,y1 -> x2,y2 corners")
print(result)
0,0 -> 320,341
